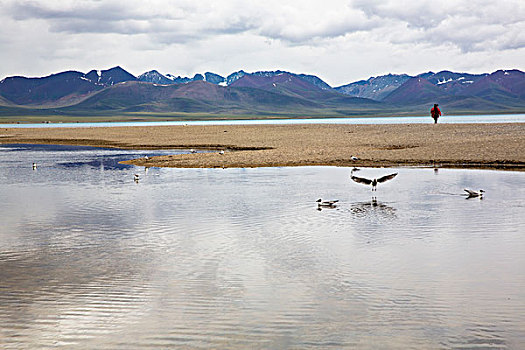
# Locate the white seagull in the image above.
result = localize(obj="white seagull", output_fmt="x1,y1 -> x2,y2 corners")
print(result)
134,174 -> 140,182
351,173 -> 398,191
218,150 -> 225,155
316,199 -> 339,207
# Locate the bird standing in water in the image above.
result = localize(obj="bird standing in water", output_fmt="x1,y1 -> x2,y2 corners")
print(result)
316,199 -> 339,208
351,173 -> 398,191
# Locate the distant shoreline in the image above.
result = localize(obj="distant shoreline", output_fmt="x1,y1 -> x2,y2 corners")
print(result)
1,112 -> 525,126
1,123 -> 524,170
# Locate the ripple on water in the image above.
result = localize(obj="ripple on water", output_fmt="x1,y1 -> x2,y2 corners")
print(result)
1,147 -> 525,348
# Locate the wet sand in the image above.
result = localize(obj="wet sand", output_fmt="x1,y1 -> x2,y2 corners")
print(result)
1,123 -> 524,169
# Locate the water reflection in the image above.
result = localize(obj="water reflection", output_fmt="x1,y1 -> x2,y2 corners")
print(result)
349,197 -> 397,219
1,144 -> 525,349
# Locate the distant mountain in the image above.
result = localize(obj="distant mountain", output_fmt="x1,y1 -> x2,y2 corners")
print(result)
382,77 -> 446,105
379,69 -> 525,111
336,71 -> 489,101
230,73 -> 323,96
230,73 -> 379,111
418,71 -> 487,95
84,66 -> 136,86
464,70 -> 525,99
0,66 -> 136,106
136,69 -> 330,91
138,70 -> 175,85
226,70 -> 332,90
226,70 -> 247,85
62,80 -> 323,115
0,67 -> 523,117
57,74 -> 381,116
204,72 -> 225,85
335,74 -> 411,100
138,70 -> 224,85
334,69 -> 525,113
296,73 -> 332,90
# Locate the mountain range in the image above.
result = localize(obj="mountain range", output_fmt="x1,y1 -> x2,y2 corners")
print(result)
0,66 -> 524,119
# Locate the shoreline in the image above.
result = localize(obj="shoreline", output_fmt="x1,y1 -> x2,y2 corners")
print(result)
1,123 -> 524,170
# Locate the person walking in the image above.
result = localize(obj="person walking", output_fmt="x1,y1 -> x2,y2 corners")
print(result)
431,104 -> 441,124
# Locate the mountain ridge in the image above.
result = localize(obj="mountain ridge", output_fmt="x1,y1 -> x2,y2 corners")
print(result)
0,67 -> 524,117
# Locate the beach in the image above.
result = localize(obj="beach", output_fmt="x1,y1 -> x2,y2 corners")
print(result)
1,123 -> 524,169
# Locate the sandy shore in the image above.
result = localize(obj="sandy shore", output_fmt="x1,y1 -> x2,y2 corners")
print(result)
1,123 -> 524,170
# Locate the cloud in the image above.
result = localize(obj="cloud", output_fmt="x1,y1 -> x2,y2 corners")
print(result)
0,0 -> 524,84
5,0 -> 376,43
5,0 -> 525,49
352,0 -> 525,52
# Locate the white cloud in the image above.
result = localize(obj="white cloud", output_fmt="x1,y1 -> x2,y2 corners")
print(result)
0,0 -> 524,85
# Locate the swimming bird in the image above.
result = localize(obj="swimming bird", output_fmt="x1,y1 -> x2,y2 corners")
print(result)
316,199 -> 339,207
134,174 -> 140,182
218,150 -> 225,155
464,189 -> 485,198
190,149 -> 197,153
351,155 -> 359,161
351,173 -> 398,191
32,162 -> 37,170
144,155 -> 149,160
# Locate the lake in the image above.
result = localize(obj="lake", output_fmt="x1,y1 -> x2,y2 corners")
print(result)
1,113 -> 525,128
1,144 -> 524,349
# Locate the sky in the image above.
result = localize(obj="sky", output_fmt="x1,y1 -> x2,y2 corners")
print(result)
1,0 -> 524,87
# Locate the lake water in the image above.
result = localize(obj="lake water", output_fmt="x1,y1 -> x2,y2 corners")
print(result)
1,113 -> 525,128
1,144 -> 524,349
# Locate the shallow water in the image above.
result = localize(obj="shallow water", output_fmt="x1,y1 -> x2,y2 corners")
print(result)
1,113 -> 525,128
0,144 -> 524,349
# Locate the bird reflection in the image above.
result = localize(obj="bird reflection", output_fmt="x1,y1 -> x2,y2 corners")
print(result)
350,197 -> 397,219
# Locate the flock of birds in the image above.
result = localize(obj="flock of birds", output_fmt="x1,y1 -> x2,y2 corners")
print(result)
317,168 -> 485,209
317,171 -> 399,209
30,151 -> 485,200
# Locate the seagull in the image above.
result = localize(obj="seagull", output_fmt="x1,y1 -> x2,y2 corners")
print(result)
350,155 -> 359,161
464,189 -> 484,198
218,150 -> 225,155
190,149 -> 197,153
32,162 -> 37,170
144,155 -> 149,160
316,199 -> 339,207
351,173 -> 398,191
134,174 -> 140,182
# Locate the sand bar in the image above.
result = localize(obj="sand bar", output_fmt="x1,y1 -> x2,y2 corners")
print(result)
1,123 -> 524,170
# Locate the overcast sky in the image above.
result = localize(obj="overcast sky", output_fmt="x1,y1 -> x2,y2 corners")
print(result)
1,0 -> 524,86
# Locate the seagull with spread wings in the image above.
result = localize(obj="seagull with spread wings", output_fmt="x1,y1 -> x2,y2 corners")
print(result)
350,173 -> 398,191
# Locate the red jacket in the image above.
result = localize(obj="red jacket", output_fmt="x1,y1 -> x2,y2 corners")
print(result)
431,106 -> 441,117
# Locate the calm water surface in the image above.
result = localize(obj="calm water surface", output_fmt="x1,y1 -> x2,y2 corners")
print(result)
1,113 -> 525,128
0,144 -> 524,349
